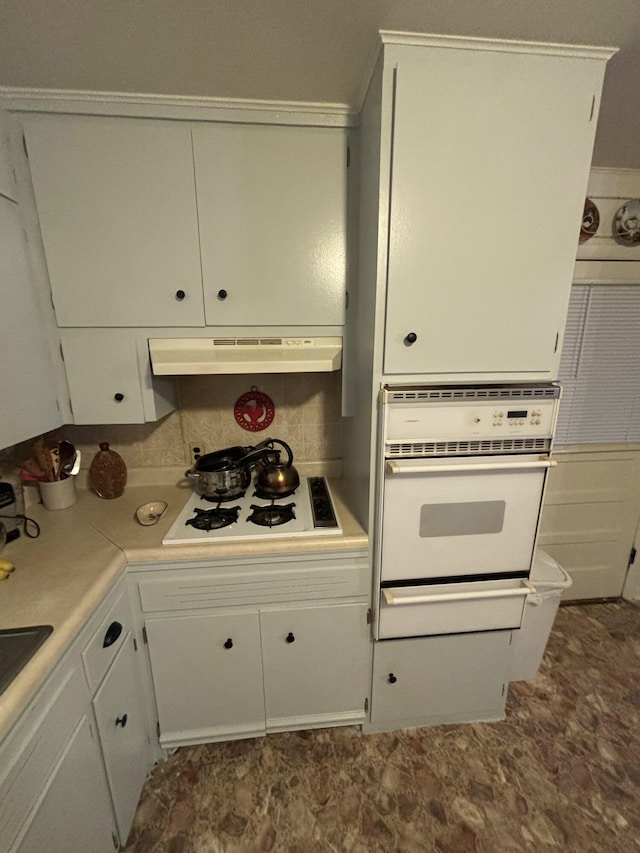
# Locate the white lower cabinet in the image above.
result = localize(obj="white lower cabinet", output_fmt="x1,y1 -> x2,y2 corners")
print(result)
146,611 -> 266,744
367,631 -> 512,733
93,635 -> 155,841
261,603 -> 370,731
0,578 -> 156,853
17,716 -> 116,853
131,553 -> 371,747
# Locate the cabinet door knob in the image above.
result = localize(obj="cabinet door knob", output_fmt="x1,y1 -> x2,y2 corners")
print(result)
115,714 -> 128,728
175,289 -> 186,301
404,332 -> 417,345
388,673 -> 397,684
114,393 -> 125,402
224,638 -> 233,649
285,632 -> 295,644
103,621 -> 123,648
217,289 -> 228,300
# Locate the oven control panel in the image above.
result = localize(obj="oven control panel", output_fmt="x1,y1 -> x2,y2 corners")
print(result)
384,396 -> 559,442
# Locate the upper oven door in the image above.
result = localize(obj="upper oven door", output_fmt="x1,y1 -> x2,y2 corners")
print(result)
380,454 -> 553,582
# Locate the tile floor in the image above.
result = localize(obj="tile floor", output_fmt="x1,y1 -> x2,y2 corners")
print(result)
122,601 -> 640,853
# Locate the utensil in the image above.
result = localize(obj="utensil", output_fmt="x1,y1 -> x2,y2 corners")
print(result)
61,448 -> 81,478
58,440 -> 75,478
33,438 -> 55,482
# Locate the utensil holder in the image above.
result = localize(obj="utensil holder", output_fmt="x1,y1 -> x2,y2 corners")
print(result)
38,476 -> 77,510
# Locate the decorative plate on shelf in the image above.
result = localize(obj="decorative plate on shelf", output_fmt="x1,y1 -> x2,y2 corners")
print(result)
579,197 -> 600,243
613,198 -> 640,244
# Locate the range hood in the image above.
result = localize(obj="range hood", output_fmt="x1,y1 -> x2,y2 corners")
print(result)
149,336 -> 342,375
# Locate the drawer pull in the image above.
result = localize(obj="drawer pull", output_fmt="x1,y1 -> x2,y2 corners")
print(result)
103,621 -> 123,648
224,638 -> 233,649
382,586 -> 528,606
115,714 -> 128,728
285,632 -> 295,644
388,673 -> 397,684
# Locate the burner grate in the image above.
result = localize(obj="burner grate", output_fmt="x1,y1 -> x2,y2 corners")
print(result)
186,505 -> 241,530
247,502 -> 296,527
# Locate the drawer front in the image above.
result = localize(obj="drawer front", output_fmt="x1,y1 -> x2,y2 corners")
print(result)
82,588 -> 132,690
377,579 -> 528,639
0,666 -> 86,853
137,560 -> 367,613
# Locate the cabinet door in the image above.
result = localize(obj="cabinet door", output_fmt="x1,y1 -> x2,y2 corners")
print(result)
93,636 -> 153,845
260,603 -> 370,730
193,123 -> 346,326
0,109 -> 16,200
383,46 -> 606,377
22,114 -> 204,327
369,631 -> 511,732
61,330 -> 146,423
145,611 -> 265,745
0,195 -> 60,448
17,716 -> 116,853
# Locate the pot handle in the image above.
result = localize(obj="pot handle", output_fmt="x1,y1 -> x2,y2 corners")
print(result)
185,468 -> 200,480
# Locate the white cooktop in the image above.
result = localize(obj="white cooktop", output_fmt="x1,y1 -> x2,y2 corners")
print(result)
162,476 -> 341,545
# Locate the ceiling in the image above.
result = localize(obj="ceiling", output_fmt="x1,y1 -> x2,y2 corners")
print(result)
1,0 -> 639,167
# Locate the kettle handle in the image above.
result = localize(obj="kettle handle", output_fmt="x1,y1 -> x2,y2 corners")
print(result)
268,439 -> 293,468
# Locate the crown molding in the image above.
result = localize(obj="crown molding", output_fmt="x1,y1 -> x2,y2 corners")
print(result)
0,87 -> 358,128
379,31 -> 618,61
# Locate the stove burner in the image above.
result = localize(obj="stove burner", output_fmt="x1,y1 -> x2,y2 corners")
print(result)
247,502 -> 296,528
252,486 -> 298,501
200,491 -> 246,503
186,505 -> 241,531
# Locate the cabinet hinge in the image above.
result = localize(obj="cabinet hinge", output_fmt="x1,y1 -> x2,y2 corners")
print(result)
590,95 -> 595,122
366,608 -> 372,625
629,547 -> 637,567
502,684 -> 506,697
133,635 -> 138,652
553,332 -> 559,353
156,720 -> 161,738
59,341 -> 65,362
112,831 -> 120,850
143,625 -> 148,645
346,145 -> 351,168
22,134 -> 28,158
364,697 -> 369,713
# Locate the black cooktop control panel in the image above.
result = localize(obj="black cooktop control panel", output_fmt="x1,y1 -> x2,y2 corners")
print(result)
308,477 -> 338,528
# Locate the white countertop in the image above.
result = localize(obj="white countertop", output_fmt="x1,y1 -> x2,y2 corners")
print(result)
0,476 -> 367,741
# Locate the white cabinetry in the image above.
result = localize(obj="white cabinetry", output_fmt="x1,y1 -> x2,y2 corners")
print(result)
193,122 -> 346,326
0,578 -> 155,852
61,329 -> 176,424
0,109 -> 17,200
130,552 -> 371,746
383,40 -> 612,379
0,194 -> 61,449
367,631 -> 512,733
21,114 -> 204,328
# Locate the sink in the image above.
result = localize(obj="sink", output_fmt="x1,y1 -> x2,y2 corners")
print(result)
0,625 -> 53,695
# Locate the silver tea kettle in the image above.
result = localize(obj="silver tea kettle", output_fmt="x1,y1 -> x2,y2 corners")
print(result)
256,439 -> 300,496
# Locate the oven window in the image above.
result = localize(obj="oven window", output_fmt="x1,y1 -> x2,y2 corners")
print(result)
419,501 -> 505,537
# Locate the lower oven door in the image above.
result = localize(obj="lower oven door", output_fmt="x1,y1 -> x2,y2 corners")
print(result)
380,454 -> 554,582
378,578 -> 529,639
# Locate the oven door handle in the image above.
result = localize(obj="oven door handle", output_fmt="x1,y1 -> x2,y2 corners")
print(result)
385,457 -> 557,475
382,583 -> 533,606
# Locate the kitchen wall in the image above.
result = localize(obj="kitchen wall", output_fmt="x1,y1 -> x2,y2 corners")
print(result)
0,372 -> 344,478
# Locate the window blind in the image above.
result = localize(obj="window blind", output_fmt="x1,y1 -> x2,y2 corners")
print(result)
556,284 -> 640,444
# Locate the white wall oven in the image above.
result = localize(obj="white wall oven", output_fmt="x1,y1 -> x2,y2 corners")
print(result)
374,384 -> 561,640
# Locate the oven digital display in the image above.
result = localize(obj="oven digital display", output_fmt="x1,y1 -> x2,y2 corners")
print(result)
507,410 -> 528,419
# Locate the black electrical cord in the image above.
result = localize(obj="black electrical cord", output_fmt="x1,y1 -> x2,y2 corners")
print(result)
0,513 -> 40,538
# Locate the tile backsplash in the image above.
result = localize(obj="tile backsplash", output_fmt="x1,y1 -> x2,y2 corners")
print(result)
0,373 -> 344,477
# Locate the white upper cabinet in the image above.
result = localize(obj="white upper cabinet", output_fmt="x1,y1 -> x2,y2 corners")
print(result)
0,109 -> 17,201
378,37 -> 615,381
22,114 -> 204,327
0,195 -> 61,449
193,122 -> 346,326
